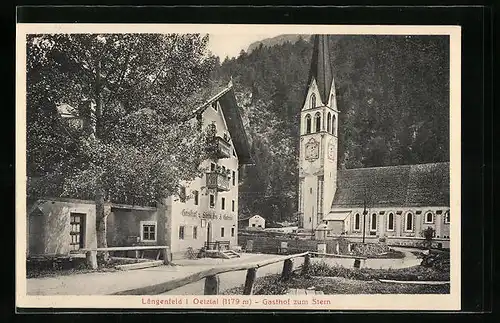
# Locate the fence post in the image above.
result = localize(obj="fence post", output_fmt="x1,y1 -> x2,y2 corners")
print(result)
86,250 -> 98,270
281,258 -> 293,281
301,253 -> 311,276
243,268 -> 257,295
163,246 -> 172,265
204,275 -> 220,295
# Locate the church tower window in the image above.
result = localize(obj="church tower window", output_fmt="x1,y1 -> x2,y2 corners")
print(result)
310,93 -> 316,109
332,114 -> 336,135
326,112 -> 331,132
305,114 -> 312,134
315,112 -> 321,132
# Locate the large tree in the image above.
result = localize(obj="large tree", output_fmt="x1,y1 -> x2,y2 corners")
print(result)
27,33 -> 217,261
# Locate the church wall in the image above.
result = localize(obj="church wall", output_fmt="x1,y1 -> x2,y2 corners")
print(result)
334,206 -> 450,241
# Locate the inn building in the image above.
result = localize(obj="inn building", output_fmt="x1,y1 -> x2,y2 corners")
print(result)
297,35 -> 450,248
27,80 -> 252,259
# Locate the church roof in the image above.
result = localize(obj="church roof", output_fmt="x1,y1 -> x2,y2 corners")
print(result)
331,162 -> 450,209
308,35 -> 334,105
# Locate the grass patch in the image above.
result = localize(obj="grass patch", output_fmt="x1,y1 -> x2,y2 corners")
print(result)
222,273 -> 450,295
309,261 -> 449,281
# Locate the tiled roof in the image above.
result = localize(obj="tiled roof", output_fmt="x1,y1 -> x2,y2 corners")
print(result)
331,162 -> 450,209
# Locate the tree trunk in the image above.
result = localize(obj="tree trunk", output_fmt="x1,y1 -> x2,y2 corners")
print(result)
95,188 -> 110,264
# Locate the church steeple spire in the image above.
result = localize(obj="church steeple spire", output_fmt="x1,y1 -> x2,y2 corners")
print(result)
308,35 -> 333,105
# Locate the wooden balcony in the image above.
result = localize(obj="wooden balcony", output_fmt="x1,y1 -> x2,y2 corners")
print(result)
206,172 -> 230,192
214,136 -> 232,159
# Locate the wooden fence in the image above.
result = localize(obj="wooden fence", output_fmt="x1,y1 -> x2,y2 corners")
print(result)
112,251 -> 311,296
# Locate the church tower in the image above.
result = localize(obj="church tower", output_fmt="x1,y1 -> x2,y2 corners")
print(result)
298,35 -> 339,231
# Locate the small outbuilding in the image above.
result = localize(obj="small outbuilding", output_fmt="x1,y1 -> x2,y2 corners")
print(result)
248,215 -> 266,229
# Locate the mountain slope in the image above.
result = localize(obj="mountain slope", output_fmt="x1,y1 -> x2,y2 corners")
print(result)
212,34 -> 450,223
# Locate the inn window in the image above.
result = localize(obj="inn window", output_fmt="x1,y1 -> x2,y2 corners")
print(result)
210,162 -> 216,172
179,226 -> 185,240
232,200 -> 235,212
305,114 -> 312,134
221,197 -> 226,210
444,211 -> 450,224
193,226 -> 198,239
70,213 -> 85,250
315,112 -> 321,132
310,93 -> 316,109
425,212 -> 434,224
232,171 -> 236,186
405,212 -> 414,232
209,194 -> 215,208
141,221 -> 157,242
193,190 -> 199,206
179,186 -> 186,203
231,227 -> 235,237
387,212 -> 395,231
354,213 -> 360,231
221,227 -> 225,238
370,213 -> 377,231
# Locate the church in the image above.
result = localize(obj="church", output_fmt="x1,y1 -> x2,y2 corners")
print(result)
297,35 -> 450,249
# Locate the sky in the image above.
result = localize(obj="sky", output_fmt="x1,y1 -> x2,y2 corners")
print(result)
206,33 -> 284,59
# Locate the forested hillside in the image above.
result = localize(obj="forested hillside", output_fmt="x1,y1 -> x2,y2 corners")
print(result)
210,35 -> 450,223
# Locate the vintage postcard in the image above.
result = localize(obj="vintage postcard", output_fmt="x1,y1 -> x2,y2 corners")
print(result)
16,23 -> 461,311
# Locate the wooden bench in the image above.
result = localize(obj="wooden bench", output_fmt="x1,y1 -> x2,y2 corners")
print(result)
287,288 -> 324,295
81,246 -> 171,269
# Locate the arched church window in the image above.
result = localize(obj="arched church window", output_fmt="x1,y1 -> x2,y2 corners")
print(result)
354,213 -> 360,231
310,93 -> 316,109
387,212 -> 395,231
332,114 -> 336,134
405,212 -> 414,232
315,112 -> 321,132
305,114 -> 312,134
425,211 -> 434,224
370,213 -> 377,231
327,112 -> 331,132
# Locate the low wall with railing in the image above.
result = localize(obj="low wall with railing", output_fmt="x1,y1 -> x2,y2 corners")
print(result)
238,235 -> 351,254
112,252 -> 311,295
